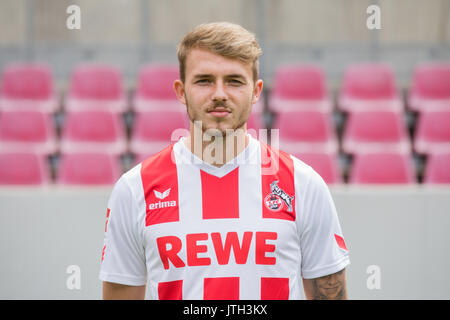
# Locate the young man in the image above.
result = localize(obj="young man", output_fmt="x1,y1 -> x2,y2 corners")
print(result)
100,22 -> 350,300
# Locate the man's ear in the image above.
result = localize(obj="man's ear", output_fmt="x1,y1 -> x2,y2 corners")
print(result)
173,79 -> 186,105
252,79 -> 263,104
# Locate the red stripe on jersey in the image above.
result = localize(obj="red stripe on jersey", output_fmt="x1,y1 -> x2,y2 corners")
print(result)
158,280 -> 183,300
104,208 -> 110,233
334,234 -> 348,251
260,277 -> 289,300
260,142 -> 296,221
141,145 -> 180,226
201,168 -> 239,219
203,277 -> 239,300
101,245 -> 106,262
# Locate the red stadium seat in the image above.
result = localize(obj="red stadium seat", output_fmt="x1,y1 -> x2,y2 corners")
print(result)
60,110 -> 127,155
342,110 -> 410,154
272,110 -> 338,153
293,152 -> 341,184
414,110 -> 450,154
57,152 -> 121,185
0,152 -> 50,185
0,63 -> 58,113
338,63 -> 402,112
268,64 -> 332,112
0,110 -> 57,154
423,153 -> 450,184
349,152 -> 415,184
65,64 -> 127,113
130,110 -> 189,155
133,64 -> 185,112
409,62 -> 450,112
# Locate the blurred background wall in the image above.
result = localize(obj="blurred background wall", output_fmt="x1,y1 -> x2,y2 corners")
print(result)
1,0 -> 449,88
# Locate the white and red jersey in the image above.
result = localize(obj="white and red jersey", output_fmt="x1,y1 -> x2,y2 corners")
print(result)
99,135 -> 350,300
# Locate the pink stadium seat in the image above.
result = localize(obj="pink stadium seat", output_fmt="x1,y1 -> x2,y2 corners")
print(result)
60,110 -> 127,155
0,110 -> 57,154
65,64 -> 127,113
268,64 -> 332,112
423,153 -> 450,184
130,110 -> 189,155
0,152 -> 49,185
57,152 -> 121,185
272,110 -> 338,153
349,152 -> 415,184
338,63 -> 402,112
414,110 -> 450,154
293,152 -> 341,184
0,63 -> 58,112
342,110 -> 410,154
133,64 -> 185,112
409,62 -> 450,112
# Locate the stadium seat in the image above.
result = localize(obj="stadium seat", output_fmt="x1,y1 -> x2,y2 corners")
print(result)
423,153 -> 450,184
271,110 -> 338,153
133,64 -> 185,112
414,110 -> 450,154
0,110 -> 58,154
57,152 -> 121,185
268,64 -> 332,113
65,64 -> 127,113
342,110 -> 410,154
60,110 -> 127,155
130,110 -> 189,155
293,152 -> 341,184
0,152 -> 50,185
408,62 -> 450,112
338,63 -> 402,112
349,152 -> 416,184
0,63 -> 58,113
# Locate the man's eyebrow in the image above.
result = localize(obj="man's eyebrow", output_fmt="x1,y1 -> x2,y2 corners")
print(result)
225,74 -> 246,80
192,74 -> 214,79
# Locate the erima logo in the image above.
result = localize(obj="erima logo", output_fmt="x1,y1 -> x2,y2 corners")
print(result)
149,188 -> 176,210
154,188 -> 171,199
149,200 -> 177,210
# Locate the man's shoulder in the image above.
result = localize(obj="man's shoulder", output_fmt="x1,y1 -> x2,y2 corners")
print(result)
257,138 -> 314,180
117,143 -> 177,188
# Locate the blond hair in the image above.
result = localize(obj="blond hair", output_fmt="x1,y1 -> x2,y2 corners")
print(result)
177,22 -> 262,82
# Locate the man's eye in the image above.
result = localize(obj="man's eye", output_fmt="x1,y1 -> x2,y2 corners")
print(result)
196,79 -> 211,84
228,79 -> 243,85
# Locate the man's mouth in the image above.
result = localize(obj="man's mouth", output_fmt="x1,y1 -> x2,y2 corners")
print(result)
207,107 -> 231,117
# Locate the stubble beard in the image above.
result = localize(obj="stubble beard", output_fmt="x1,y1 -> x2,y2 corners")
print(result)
185,95 -> 251,138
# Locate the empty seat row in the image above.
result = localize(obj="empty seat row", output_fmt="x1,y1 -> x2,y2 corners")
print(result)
0,63 -> 185,113
1,108 -> 449,157
270,62 -> 450,113
1,62 -> 450,114
1,151 -> 449,185
0,152 -> 120,185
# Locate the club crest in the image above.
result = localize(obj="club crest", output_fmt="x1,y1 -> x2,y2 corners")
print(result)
264,180 -> 294,212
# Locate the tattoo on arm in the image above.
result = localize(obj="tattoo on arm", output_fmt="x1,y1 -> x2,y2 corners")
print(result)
306,269 -> 347,300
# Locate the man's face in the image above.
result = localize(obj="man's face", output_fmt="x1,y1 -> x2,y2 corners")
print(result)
174,48 -> 263,135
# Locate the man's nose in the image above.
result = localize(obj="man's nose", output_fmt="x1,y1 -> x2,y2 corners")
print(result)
211,81 -> 228,101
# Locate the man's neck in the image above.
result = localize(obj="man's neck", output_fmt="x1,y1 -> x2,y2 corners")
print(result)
183,126 -> 249,167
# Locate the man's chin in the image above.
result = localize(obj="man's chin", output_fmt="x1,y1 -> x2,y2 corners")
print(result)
202,124 -> 247,137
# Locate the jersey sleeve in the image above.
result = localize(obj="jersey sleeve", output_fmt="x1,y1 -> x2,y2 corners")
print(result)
297,166 -> 350,279
99,175 -> 147,286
